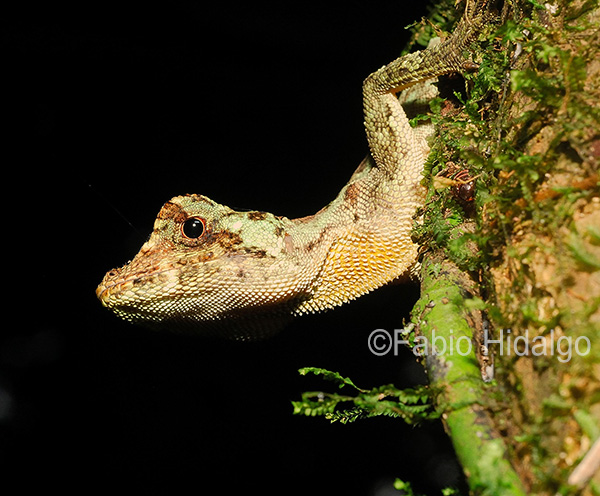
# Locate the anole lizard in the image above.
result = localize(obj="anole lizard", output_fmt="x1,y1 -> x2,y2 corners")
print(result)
97,0 -> 492,339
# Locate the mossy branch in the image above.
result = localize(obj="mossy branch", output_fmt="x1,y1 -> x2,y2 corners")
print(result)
413,251 -> 527,495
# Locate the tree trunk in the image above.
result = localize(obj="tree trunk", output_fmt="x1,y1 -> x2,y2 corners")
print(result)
415,0 -> 600,494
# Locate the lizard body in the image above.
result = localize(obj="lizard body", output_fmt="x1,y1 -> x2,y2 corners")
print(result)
97,1 -> 491,338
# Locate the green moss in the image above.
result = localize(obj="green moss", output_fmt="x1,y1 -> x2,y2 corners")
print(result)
413,1 -> 600,492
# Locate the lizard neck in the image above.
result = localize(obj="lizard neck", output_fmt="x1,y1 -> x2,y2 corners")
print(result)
287,153 -> 426,315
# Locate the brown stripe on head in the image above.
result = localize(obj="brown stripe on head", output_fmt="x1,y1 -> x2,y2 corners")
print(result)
156,199 -> 186,222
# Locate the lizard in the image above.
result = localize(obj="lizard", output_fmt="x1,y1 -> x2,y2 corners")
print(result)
97,0 -> 493,339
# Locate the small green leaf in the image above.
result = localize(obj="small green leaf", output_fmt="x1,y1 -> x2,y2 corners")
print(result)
298,367 -> 364,391
394,478 -> 417,495
587,225 -> 600,245
566,232 -> 600,271
574,409 -> 600,441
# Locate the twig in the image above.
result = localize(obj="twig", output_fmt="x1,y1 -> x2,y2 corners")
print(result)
568,436 -> 600,489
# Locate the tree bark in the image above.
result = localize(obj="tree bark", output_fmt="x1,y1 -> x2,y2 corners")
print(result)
416,0 -> 600,494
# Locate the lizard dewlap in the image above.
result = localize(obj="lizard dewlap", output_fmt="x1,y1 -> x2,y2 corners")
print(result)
97,1 -> 491,339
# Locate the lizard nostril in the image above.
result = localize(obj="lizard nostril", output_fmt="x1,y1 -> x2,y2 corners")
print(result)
181,217 -> 206,239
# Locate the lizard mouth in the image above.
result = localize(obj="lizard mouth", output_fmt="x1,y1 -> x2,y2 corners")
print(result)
96,265 -> 191,329
96,276 -> 133,307
96,266 -> 175,309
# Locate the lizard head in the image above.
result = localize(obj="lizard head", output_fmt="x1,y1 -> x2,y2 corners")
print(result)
96,194 -> 307,338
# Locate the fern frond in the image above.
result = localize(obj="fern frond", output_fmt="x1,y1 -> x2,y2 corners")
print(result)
298,367 -> 365,391
294,368 -> 441,425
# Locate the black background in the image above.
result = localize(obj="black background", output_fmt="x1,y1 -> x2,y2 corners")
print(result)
5,2 -> 465,494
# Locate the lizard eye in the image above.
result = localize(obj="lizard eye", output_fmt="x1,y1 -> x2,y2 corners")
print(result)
181,217 -> 206,239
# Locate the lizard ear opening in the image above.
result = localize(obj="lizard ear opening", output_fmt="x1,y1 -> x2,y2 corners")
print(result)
181,217 -> 206,239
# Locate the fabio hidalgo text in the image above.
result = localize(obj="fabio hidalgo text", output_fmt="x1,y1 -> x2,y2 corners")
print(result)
368,327 -> 591,363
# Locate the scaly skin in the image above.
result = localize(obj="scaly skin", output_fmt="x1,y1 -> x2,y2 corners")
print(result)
97,1 -> 491,339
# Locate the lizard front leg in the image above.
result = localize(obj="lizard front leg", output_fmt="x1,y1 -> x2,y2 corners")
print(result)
292,0 -> 493,315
